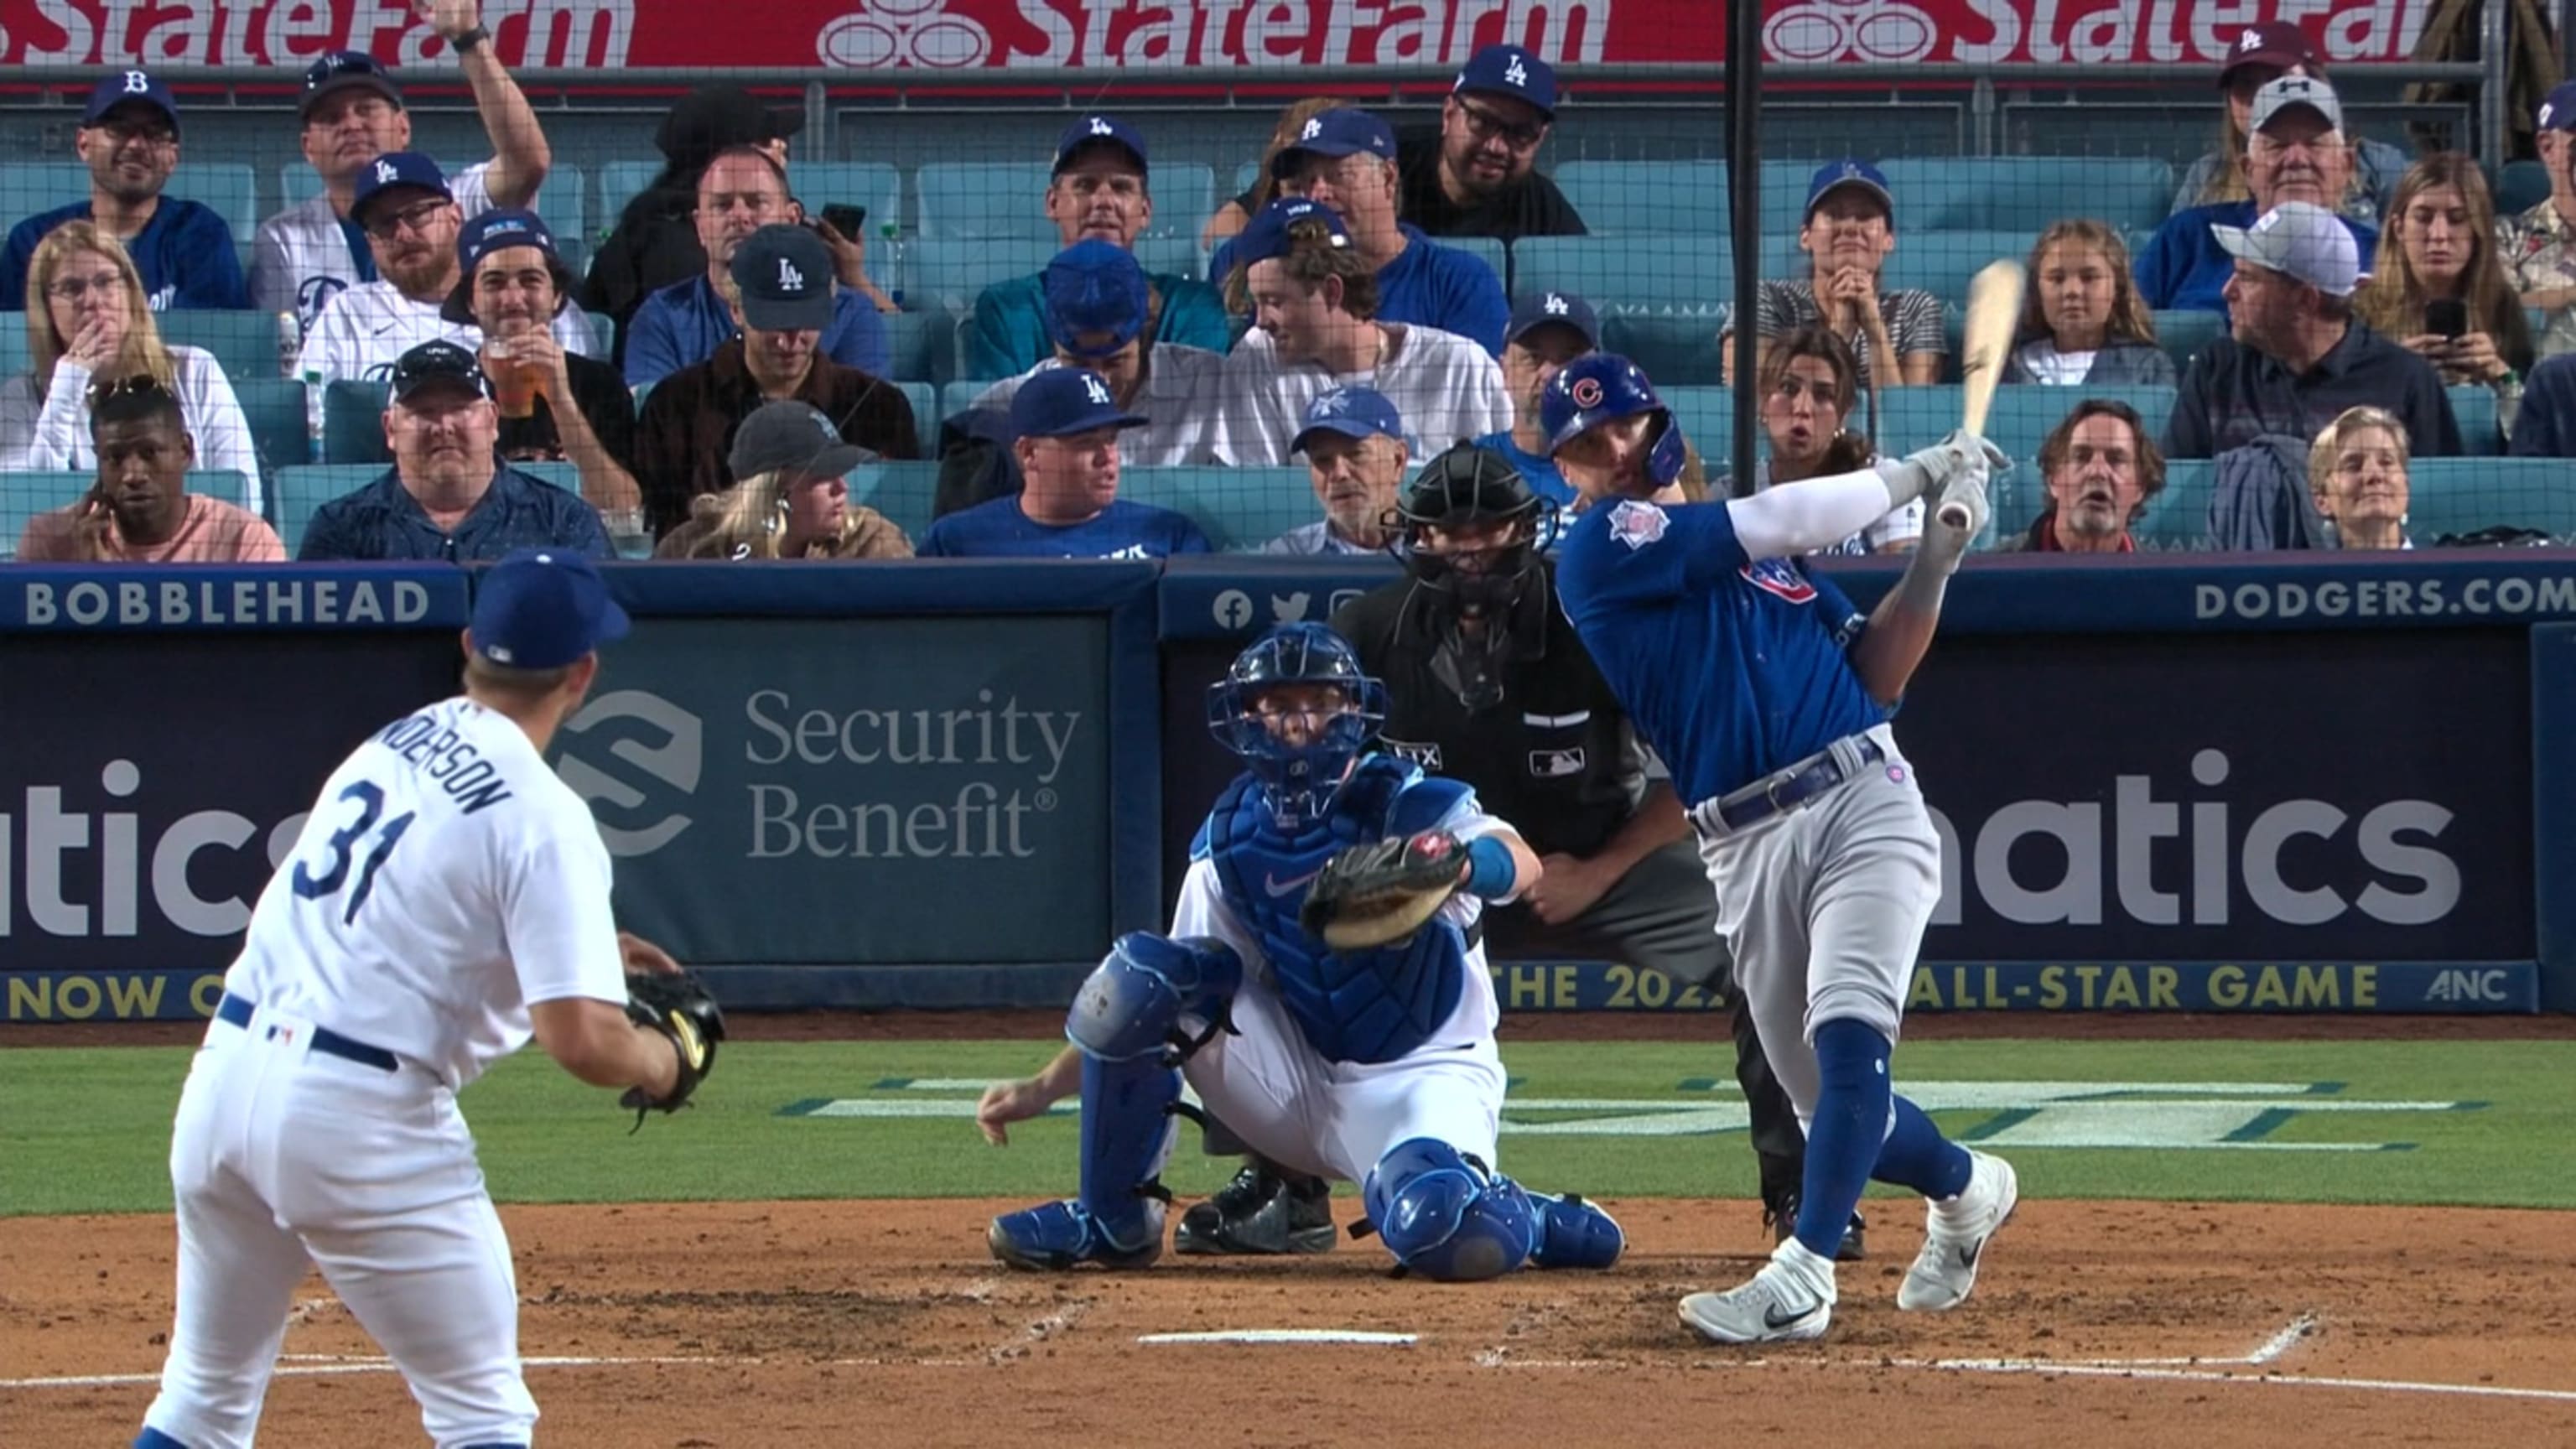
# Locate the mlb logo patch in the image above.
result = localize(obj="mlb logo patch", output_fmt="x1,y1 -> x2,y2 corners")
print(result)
1528,747 -> 1585,778
1607,499 -> 1666,550
1740,558 -> 1817,604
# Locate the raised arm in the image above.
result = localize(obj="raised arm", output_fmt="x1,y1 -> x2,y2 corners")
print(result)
428,0 -> 551,209
1847,465 -> 1987,704
1726,431 -> 1997,562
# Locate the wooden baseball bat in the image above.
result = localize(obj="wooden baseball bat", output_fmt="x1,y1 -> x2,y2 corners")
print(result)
1945,258 -> 2026,529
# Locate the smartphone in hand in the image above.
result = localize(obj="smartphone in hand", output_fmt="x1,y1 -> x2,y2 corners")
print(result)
2425,298 -> 2469,340
820,204 -> 868,237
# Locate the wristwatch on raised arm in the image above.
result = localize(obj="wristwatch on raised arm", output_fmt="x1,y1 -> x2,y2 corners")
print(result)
450,24 -> 491,53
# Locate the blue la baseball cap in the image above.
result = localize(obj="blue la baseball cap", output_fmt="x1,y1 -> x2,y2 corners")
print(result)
441,209 -> 574,324
1271,108 -> 1397,179
1041,240 -> 1150,359
729,223 -> 835,332
1507,290 -> 1600,350
470,548 -> 630,671
1053,113 -> 1149,176
1453,44 -> 1558,119
1291,385 -> 1404,455
1012,366 -> 1149,439
2541,80 -> 2576,132
351,151 -> 452,228
300,50 -> 402,120
1233,197 -> 1353,268
82,70 -> 179,133
1805,158 -> 1893,222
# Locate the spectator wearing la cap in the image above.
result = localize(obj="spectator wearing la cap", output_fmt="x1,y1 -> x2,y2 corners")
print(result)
2139,75 -> 2381,314
2165,200 -> 2458,459
1733,161 -> 1946,388
1472,290 -> 1599,510
1265,385 -> 1410,556
444,209 -> 641,531
1213,109 -> 1511,356
1220,198 -> 1510,467
940,240 -> 1232,518
655,400 -> 913,560
252,12 -> 553,340
299,339 -> 611,561
966,115 -> 1232,380
297,155 -> 600,387
2500,80 -> 2576,363
917,367 -> 1212,558
1,70 -> 246,314
2173,22 -> 2407,224
632,224 -> 917,539
1394,45 -> 1587,243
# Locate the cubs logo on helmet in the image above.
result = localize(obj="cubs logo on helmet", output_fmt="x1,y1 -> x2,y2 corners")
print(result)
1540,354 -> 1689,488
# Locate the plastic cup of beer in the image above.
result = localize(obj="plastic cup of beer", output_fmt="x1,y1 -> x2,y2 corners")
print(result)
484,341 -> 540,420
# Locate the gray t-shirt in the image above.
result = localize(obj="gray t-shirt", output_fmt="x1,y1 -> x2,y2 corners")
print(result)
1753,279 -> 1948,387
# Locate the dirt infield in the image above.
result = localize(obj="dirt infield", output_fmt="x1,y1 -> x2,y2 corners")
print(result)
8,1198 -> 2573,1448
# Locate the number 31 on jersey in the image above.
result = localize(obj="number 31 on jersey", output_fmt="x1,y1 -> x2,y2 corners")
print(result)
291,780 -> 414,925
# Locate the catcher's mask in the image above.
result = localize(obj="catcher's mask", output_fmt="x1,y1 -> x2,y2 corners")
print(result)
1394,444 -> 1550,619
1207,622 -> 1388,830
1541,353 -> 1689,491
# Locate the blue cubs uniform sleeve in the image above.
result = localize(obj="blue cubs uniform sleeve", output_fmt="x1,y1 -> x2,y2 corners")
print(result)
825,289 -> 891,378
969,274 -> 1044,381
167,203 -> 249,310
622,287 -> 689,389
1154,276 -> 1233,355
1558,498 -> 1749,616
1803,563 -> 1867,650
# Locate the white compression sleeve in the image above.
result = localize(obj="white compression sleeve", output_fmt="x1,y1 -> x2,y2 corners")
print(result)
1723,468 -> 1903,561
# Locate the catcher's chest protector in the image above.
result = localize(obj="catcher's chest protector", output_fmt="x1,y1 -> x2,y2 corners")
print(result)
1205,756 -> 1471,1065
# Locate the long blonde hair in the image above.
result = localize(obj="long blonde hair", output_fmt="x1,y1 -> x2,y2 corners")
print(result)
24,224 -> 174,393
2355,153 -> 2525,347
2016,221 -> 2158,347
674,469 -> 903,559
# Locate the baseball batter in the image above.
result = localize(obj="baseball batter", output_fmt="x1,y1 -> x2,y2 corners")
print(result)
976,623 -> 1625,1281
133,548 -> 722,1449
1542,355 -> 2018,1343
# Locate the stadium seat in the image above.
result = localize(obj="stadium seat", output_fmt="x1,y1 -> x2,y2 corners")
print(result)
532,164 -> 586,252
596,158 -> 663,231
323,380 -> 393,465
1659,387 -> 1734,460
2132,460 -> 2215,549
1513,236 -> 1733,318
2149,309 -> 2226,374
231,377 -> 312,491
1434,235 -> 1509,291
915,163 -> 1056,240
1551,160 -> 1809,236
2407,460 -> 2576,543
1600,312 -> 1724,386
1881,157 -> 2175,234
2,324 -> 30,378
0,470 -> 252,560
940,378 -> 994,424
2446,386 -> 2500,457
1862,385 -> 1963,455
159,310 -> 288,387
786,161 -> 905,237
2495,160 -> 2551,218
848,459 -> 941,539
1981,384 -> 2178,475
881,309 -> 958,383
896,380 -> 938,442
1119,465 -> 1314,552
1883,231 -> 2038,311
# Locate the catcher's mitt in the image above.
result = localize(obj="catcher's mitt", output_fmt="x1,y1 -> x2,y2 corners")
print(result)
1299,830 -> 1471,951
620,969 -> 726,1130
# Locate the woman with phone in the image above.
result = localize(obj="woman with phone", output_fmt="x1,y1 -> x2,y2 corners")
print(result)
2356,154 -> 2532,397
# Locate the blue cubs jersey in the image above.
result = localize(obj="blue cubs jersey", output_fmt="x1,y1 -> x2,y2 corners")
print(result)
1191,755 -> 1473,1065
1554,496 -> 1883,807
917,496 -> 1213,559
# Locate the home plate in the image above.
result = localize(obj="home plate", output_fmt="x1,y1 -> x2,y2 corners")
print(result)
1139,1329 -> 1418,1346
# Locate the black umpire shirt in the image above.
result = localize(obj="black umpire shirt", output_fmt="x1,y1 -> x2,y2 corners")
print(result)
1332,564 -> 1641,861
1394,133 -> 1589,243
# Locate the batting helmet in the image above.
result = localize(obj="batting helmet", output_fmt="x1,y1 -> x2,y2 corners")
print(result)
1206,623 -> 1389,829
1540,353 -> 1689,489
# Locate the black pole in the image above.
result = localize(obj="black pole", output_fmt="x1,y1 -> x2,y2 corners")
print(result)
1725,0 -> 1763,496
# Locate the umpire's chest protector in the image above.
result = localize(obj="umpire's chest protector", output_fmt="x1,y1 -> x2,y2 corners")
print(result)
1204,757 -> 1472,1066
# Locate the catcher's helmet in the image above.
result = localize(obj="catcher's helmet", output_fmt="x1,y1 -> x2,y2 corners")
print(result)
1206,623 -> 1389,829
1394,444 -> 1550,615
1540,353 -> 1689,488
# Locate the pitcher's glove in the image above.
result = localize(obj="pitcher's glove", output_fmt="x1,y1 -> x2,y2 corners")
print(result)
620,969 -> 725,1130
1299,830 -> 1472,951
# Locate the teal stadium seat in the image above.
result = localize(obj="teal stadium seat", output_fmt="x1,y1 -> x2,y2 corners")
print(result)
3,320 -> 34,377
230,377 -> 311,491
595,159 -> 662,229
160,311 -> 287,387
2406,460 -> 2576,543
2495,160 -> 2551,218
1434,235 -> 1508,291
533,164 -> 585,265
1883,231 -> 2038,311
1,470 -> 249,559
1600,312 -> 1724,385
2445,386 -> 2500,456
1880,158 -> 2175,234
2148,309 -> 2226,374
786,162 -> 905,238
895,381 -> 938,442
1118,465 -> 1314,552
1659,387 -> 1733,459
8,163 -> 257,249
847,460 -> 940,540
1513,236 -> 1734,318
323,380 -> 393,465
1551,160 -> 1810,236
2132,460 -> 2215,550
880,309 -> 958,383
940,379 -> 992,424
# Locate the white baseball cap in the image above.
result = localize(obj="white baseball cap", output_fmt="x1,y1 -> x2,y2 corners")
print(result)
2210,200 -> 2360,297
2250,75 -> 2343,134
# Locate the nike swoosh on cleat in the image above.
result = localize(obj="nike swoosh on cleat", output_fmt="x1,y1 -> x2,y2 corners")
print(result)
1763,1300 -> 1819,1331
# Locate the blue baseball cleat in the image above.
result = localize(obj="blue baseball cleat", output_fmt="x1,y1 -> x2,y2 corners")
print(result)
1526,1191 -> 1625,1270
988,1199 -> 1164,1272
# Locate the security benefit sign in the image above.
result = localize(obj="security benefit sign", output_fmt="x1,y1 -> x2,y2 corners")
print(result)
1896,629 -> 2533,996
1,631 -> 461,1020
552,617 -> 1111,965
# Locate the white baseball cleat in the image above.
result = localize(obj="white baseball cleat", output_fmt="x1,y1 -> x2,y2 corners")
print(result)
1898,1150 -> 2018,1312
1680,1239 -> 1837,1344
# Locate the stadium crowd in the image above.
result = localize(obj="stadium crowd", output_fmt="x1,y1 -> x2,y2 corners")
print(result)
8,15 -> 2576,566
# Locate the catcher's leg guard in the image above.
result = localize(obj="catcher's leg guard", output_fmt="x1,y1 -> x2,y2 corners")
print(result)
989,934 -> 1243,1272
1361,1137 -> 1538,1281
1524,1191 -> 1626,1270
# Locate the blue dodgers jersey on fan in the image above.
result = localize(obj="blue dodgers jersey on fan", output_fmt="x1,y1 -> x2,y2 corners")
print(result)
1555,496 -> 1883,807
917,496 -> 1213,558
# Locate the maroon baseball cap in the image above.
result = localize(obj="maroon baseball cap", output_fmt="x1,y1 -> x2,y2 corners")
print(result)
2220,23 -> 2322,86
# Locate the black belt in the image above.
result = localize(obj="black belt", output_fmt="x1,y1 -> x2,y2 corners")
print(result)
1696,735 -> 1888,836
216,992 -> 400,1073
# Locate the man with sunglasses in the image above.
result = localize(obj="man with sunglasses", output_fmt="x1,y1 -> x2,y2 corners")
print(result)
297,153 -> 599,388
1396,45 -> 1587,244
252,10 -> 553,340
3,70 -> 246,313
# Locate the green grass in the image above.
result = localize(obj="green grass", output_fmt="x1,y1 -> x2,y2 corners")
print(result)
5,1038 -> 2571,1217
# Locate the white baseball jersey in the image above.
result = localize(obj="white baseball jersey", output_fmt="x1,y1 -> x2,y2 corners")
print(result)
251,161 -> 504,340
0,346 -> 263,516
967,345 -> 1235,465
1223,324 -> 1511,466
297,279 -> 599,387
224,694 -> 629,1089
